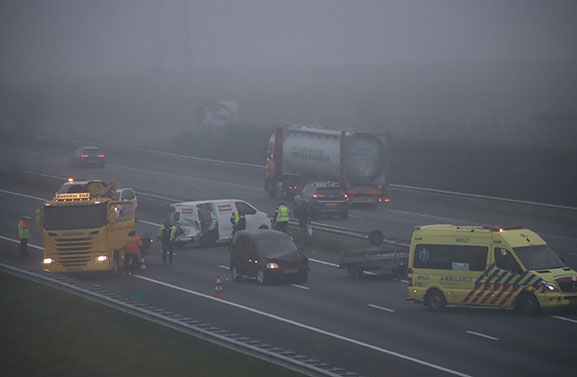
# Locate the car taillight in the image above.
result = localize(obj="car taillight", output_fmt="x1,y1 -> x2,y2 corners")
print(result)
344,194 -> 349,201
408,268 -> 413,286
312,194 -> 325,198
98,154 -> 105,158
80,154 -> 88,158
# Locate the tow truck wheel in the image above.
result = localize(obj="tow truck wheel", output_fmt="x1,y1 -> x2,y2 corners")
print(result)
110,251 -> 121,277
515,292 -> 541,315
425,289 -> 447,312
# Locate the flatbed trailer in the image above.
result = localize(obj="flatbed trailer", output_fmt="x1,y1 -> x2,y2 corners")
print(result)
338,244 -> 409,279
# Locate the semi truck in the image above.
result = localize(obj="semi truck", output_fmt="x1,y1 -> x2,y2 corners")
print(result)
265,125 -> 390,205
36,180 -> 136,274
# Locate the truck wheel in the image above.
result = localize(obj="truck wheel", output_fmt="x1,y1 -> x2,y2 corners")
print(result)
515,293 -> 541,315
231,264 -> 242,282
425,289 -> 447,312
256,269 -> 267,285
110,252 -> 121,277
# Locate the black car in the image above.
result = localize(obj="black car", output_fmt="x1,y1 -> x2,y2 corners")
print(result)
293,181 -> 349,219
70,146 -> 105,168
229,230 -> 309,285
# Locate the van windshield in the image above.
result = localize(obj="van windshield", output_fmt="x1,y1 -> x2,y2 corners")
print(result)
513,244 -> 565,270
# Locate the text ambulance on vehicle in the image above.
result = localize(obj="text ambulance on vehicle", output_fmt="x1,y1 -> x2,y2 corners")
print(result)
408,225 -> 577,314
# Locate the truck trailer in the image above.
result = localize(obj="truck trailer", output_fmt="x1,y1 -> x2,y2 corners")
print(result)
265,125 -> 390,205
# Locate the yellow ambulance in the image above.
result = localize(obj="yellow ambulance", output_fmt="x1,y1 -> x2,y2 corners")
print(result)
408,225 -> 577,314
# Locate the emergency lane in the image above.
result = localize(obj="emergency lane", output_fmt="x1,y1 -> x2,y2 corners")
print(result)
1,186 -> 577,377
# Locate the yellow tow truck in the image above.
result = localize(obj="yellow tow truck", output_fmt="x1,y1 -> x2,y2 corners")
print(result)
36,180 -> 136,274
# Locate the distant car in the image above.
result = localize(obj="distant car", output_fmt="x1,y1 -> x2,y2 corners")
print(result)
293,181 -> 349,219
70,146 -> 105,168
229,229 -> 309,285
117,187 -> 138,219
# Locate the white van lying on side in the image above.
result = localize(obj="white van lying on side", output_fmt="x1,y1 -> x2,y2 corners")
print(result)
168,199 -> 271,247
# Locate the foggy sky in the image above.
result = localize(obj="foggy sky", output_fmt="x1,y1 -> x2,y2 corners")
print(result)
1,0 -> 576,80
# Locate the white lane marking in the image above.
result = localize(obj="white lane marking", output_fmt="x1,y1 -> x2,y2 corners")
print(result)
134,274 -> 472,377
0,235 -> 469,376
308,258 -> 339,268
291,284 -> 310,290
399,280 -> 409,284
569,252 -> 577,257
465,330 -> 499,341
107,163 -> 262,192
138,219 -> 161,227
0,189 -> 46,202
0,235 -> 43,250
387,209 -> 472,224
348,214 -> 362,219
368,304 -> 395,313
389,208 -> 577,242
219,265 -> 230,270
551,315 -> 577,324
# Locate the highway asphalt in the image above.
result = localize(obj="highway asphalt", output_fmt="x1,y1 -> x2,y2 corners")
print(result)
1,136 -> 576,377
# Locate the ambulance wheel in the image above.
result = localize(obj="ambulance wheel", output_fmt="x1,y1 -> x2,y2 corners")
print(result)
515,293 -> 541,315
425,289 -> 447,312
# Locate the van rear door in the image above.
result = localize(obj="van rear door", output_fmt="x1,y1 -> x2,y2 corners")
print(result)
215,201 -> 235,240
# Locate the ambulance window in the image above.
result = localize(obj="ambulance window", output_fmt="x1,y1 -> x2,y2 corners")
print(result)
494,248 -> 523,274
414,244 -> 487,271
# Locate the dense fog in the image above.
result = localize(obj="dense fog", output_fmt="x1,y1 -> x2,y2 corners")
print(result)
1,0 -> 576,147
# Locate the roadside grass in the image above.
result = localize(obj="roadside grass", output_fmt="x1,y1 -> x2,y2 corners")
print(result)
0,272 -> 303,377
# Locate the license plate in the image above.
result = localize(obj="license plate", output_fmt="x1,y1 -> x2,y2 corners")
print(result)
326,203 -> 337,206
285,269 -> 298,273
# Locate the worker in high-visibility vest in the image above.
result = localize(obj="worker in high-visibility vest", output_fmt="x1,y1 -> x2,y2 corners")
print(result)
274,203 -> 290,233
158,220 -> 176,265
17,216 -> 31,257
230,210 -> 246,235
123,238 -> 140,275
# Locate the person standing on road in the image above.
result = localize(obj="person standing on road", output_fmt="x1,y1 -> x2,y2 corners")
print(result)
230,209 -> 246,236
274,202 -> 290,233
158,220 -> 175,265
17,216 -> 31,257
123,238 -> 140,275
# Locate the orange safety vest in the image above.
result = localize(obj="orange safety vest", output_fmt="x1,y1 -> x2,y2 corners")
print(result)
125,241 -> 140,255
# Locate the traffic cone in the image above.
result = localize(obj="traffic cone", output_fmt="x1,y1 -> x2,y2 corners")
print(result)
138,256 -> 147,276
213,274 -> 224,297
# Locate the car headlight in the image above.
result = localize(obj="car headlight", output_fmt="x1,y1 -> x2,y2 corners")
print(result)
266,263 -> 279,269
541,281 -> 558,292
96,255 -> 108,262
43,258 -> 54,264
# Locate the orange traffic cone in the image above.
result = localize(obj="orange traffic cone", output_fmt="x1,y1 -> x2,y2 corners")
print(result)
138,256 -> 147,276
213,274 -> 224,297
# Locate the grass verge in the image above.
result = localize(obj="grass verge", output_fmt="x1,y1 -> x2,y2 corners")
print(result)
0,272 -> 303,377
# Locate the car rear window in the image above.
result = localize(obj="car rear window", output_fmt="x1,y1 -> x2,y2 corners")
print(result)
255,234 -> 297,255
316,188 -> 344,196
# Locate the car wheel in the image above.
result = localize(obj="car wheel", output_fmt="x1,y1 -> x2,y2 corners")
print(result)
256,269 -> 267,285
515,293 -> 541,315
425,289 -> 447,312
231,264 -> 242,282
296,270 -> 308,283
347,266 -> 363,278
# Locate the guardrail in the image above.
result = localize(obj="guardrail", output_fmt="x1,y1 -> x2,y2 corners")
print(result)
0,260 -> 362,377
9,131 -> 577,212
